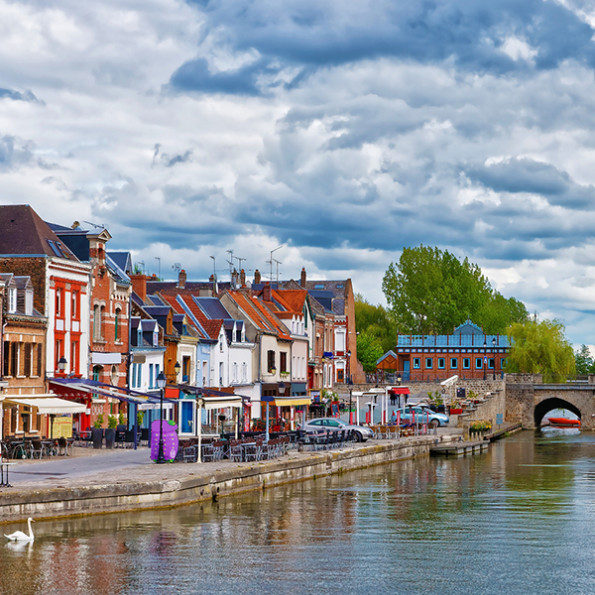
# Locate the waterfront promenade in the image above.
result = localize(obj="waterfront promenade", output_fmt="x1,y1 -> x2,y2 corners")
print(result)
0,430 -> 463,523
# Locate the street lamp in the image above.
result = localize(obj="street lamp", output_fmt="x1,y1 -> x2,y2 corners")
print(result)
349,385 -> 353,424
483,340 -> 487,381
57,356 -> 67,374
155,371 -> 167,464
347,349 -> 351,384
174,361 -> 181,383
492,337 -> 496,380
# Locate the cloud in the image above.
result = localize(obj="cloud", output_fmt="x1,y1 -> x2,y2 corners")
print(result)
3,0 -> 595,346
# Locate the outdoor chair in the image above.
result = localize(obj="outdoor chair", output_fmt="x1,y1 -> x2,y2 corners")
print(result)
182,445 -> 198,463
201,442 -> 215,462
244,441 -> 259,462
229,440 -> 243,462
29,439 -> 43,459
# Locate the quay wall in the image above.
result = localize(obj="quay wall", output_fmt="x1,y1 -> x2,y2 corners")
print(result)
0,437 -> 446,524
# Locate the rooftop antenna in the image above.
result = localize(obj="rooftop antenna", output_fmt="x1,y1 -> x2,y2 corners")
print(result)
172,262 -> 181,274
210,255 -> 217,294
154,256 -> 161,279
226,249 -> 234,279
267,244 -> 284,283
83,220 -> 107,230
235,255 -> 245,271
136,260 -> 145,274
273,258 -> 282,283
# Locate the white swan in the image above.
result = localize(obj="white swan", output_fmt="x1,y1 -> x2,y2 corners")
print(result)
4,517 -> 34,542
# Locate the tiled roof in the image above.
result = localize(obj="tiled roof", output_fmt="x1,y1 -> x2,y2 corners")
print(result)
271,289 -> 307,315
227,290 -> 291,340
158,291 -> 221,341
0,204 -> 79,260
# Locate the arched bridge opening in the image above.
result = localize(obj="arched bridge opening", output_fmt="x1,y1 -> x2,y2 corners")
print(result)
534,397 -> 582,428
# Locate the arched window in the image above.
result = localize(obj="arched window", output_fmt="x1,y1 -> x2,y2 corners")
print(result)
93,305 -> 101,341
115,307 -> 121,341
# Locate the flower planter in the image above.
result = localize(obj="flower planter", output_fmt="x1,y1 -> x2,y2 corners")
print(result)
105,428 -> 116,449
91,427 -> 104,449
450,408 -> 463,415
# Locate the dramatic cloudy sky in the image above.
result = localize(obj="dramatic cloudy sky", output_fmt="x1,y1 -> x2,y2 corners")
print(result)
2,0 -> 595,346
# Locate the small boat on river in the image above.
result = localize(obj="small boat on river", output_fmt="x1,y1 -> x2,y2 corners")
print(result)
546,417 -> 581,428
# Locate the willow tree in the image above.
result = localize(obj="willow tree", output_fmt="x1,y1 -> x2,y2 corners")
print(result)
506,319 -> 575,382
382,245 -> 528,335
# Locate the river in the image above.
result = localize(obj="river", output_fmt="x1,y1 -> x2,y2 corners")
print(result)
2,430 -> 595,595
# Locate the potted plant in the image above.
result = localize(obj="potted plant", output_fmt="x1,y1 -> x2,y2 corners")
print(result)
92,414 -> 104,449
105,415 -> 117,448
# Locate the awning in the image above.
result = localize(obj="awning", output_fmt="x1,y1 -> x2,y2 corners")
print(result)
49,378 -> 162,407
389,387 -> 410,394
5,397 -> 86,415
201,395 -> 244,411
261,396 -> 311,407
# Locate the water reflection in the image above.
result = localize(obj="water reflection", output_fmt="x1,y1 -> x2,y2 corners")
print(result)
2,431 -> 595,594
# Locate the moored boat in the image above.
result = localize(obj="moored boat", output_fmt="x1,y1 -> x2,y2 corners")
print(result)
547,417 -> 581,427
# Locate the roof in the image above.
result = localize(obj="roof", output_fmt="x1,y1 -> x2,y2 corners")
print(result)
157,291 -> 220,341
226,290 -> 292,340
271,289 -> 308,315
0,204 -> 79,260
194,296 -> 233,320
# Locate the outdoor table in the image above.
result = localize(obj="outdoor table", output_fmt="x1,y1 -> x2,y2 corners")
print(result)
0,461 -> 17,487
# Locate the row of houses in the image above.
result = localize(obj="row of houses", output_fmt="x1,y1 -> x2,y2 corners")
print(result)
0,204 -> 362,440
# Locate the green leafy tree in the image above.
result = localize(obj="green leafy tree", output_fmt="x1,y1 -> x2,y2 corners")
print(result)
356,331 -> 385,373
574,344 -> 594,375
506,319 -> 575,382
354,294 -> 397,353
382,245 -> 528,334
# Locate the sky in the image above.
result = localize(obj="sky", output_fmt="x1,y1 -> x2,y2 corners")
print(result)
2,0 -> 595,347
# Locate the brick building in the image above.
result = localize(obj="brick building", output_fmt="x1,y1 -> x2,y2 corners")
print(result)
0,205 -> 91,383
393,319 -> 510,382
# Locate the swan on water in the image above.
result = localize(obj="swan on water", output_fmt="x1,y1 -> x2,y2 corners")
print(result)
4,518 -> 34,542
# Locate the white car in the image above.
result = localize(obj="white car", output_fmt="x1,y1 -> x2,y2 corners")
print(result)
299,417 -> 374,442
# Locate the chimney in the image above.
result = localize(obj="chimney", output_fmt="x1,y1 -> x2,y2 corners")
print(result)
178,269 -> 187,289
254,269 -> 261,284
300,267 -> 307,287
231,268 -> 239,289
240,268 -> 246,287
263,282 -> 272,302
130,274 -> 147,302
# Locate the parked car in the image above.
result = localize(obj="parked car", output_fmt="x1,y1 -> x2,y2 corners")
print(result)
392,406 -> 449,427
298,417 -> 374,442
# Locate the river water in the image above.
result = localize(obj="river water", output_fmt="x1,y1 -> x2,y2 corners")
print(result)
2,430 -> 595,595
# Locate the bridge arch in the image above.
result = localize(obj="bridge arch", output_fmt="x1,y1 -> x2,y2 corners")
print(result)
534,397 -> 582,427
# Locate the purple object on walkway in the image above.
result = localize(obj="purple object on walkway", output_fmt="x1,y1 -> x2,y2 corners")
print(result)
150,420 -> 179,462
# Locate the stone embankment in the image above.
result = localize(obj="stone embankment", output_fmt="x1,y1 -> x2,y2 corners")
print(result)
0,433 -> 463,524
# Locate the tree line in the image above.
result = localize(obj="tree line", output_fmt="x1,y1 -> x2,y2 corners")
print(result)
356,245 -> 578,379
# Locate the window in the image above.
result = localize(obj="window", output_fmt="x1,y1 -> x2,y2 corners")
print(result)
475,358 -> 483,369
149,364 -> 154,388
502,358 -> 507,368
8,287 -> 17,313
55,339 -> 62,372
488,358 -> 495,369
71,341 -> 79,375
3,341 -> 10,376
115,308 -> 121,341
450,358 -> 458,369
438,358 -> 445,369
267,350 -> 276,373
24,344 -> 32,377
55,288 -> 63,317
280,352 -> 287,373
337,369 -> 344,382
35,344 -> 42,377
413,358 -> 421,369
71,291 -> 78,319
93,305 -> 102,340
463,358 -> 470,369
425,358 -> 433,369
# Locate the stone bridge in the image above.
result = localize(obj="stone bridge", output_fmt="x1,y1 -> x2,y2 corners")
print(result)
505,374 -> 595,430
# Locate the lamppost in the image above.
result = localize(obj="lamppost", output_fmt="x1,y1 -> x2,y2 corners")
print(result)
483,340 -> 487,381
349,385 -> 353,424
492,337 -> 496,380
155,371 -> 167,464
347,349 -> 351,384
57,356 -> 67,376
173,361 -> 181,384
